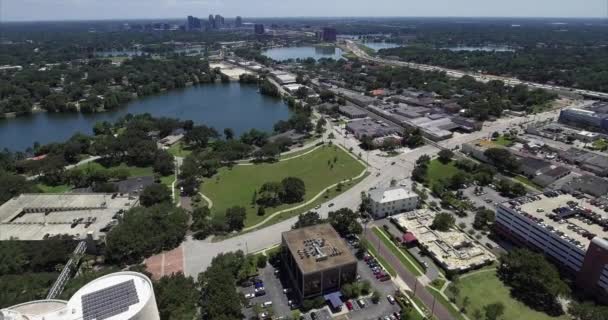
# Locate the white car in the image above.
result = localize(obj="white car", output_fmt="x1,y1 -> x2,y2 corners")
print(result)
261,301 -> 273,308
387,295 -> 396,304
244,293 -> 255,299
283,288 -> 292,294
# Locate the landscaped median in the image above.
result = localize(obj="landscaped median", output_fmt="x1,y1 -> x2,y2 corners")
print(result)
372,226 -> 425,277
200,145 -> 367,229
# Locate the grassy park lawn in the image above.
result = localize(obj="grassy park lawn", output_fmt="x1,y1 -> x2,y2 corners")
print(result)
37,183 -> 71,193
452,271 -> 568,320
426,159 -> 459,187
591,139 -> 608,151
77,161 -> 154,177
494,135 -> 514,147
167,142 -> 193,157
201,145 -> 365,227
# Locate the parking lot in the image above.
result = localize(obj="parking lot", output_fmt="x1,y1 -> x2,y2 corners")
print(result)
239,264 -> 294,319
239,240 -> 404,320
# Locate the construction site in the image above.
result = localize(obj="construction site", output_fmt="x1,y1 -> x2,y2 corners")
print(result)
392,210 -> 495,273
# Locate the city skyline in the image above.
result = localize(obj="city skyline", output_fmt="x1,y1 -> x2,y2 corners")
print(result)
2,0 -> 607,22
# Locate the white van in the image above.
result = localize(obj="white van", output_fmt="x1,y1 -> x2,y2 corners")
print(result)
261,301 -> 273,308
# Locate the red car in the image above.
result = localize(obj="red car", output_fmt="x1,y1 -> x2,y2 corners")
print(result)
379,274 -> 391,282
375,272 -> 386,279
345,300 -> 353,311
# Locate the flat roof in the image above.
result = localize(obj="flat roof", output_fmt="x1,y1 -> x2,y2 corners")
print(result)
0,193 -> 137,240
369,187 -> 417,204
502,193 -> 608,250
282,224 -> 356,274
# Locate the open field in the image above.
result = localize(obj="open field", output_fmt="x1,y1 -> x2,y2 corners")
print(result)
452,271 -> 568,320
426,159 -> 459,187
167,142 -> 193,157
201,145 -> 365,227
77,161 -> 154,177
36,183 -> 71,193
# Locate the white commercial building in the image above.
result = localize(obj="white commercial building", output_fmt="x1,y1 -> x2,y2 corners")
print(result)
368,187 -> 419,218
0,272 -> 160,320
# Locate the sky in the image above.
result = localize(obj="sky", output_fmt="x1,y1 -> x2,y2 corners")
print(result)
2,0 -> 607,22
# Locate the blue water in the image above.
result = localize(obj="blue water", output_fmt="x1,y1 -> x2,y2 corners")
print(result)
0,83 -> 290,151
262,46 -> 344,61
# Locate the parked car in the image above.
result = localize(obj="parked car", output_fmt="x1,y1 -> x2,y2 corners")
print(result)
261,301 -> 273,308
255,282 -> 264,288
376,272 -> 386,279
379,274 -> 391,282
283,288 -> 292,294
310,312 -> 318,320
357,299 -> 366,308
387,295 -> 396,304
245,293 -> 255,299
346,300 -> 353,310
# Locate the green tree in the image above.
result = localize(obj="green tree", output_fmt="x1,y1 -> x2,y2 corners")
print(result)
105,204 -> 188,264
280,177 -> 306,203
154,273 -> 199,320
328,208 -> 362,236
484,302 -> 505,320
292,211 -> 322,229
438,149 -> 454,163
140,183 -> 172,207
431,212 -> 455,231
225,206 -> 247,231
497,249 -> 569,315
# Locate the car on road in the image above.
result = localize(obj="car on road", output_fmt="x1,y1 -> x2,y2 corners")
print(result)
387,295 -> 395,304
422,261 -> 429,268
328,203 -> 335,207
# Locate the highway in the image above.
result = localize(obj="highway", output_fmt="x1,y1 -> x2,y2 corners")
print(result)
345,40 -> 608,101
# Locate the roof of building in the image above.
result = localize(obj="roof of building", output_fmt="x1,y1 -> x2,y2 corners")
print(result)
282,224 -> 356,274
501,192 -> 608,251
369,187 -> 417,204
1,272 -> 155,320
338,105 -> 367,117
324,292 -> 343,309
402,232 -> 417,243
0,193 -> 137,240
561,175 -> 608,197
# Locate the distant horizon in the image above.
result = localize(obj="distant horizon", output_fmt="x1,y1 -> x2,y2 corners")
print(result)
3,15 -> 608,24
3,0 -> 606,22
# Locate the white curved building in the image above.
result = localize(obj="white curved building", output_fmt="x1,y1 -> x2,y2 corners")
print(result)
0,272 -> 160,320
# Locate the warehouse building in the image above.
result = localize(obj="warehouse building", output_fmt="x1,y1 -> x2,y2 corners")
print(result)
345,118 -> 401,139
338,105 -> 367,119
281,224 -> 357,299
495,193 -> 608,300
0,272 -> 160,320
368,186 -> 419,219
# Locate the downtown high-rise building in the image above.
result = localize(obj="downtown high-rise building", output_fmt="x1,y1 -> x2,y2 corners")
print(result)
235,16 -> 243,27
254,24 -> 265,35
208,14 -> 215,29
185,15 -> 202,31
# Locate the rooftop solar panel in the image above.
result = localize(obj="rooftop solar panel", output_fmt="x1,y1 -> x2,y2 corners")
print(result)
81,279 -> 139,320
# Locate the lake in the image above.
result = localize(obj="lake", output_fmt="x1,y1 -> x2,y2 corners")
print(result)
262,46 -> 344,61
361,42 -> 403,51
0,83 -> 291,151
